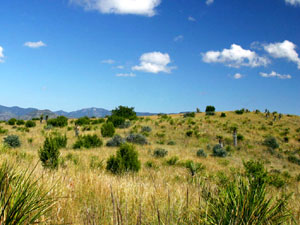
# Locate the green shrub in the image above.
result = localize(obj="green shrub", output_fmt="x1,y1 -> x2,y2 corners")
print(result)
196,149 -> 207,158
8,118 -> 17,125
220,112 -> 226,117
0,162 -> 57,223
111,106 -> 137,120
263,136 -> 279,150
126,133 -> 148,145
52,133 -> 67,149
0,126 -> 8,134
141,126 -> 152,133
25,120 -> 36,128
185,160 -> 205,176
75,116 -> 90,126
183,112 -> 195,118
3,135 -> 21,148
205,105 -> 215,116
16,119 -> 25,125
39,136 -> 60,169
107,115 -> 125,128
186,130 -> 193,137
243,160 -> 268,187
106,135 -> 125,147
237,134 -> 244,141
212,144 -> 227,157
106,143 -> 141,174
145,160 -> 157,169
153,148 -> 168,158
91,118 -> 105,125
287,155 -> 300,165
235,109 -> 244,115
167,140 -> 176,145
47,116 -> 68,127
101,122 -> 115,137
118,120 -> 131,129
73,134 -> 103,149
165,156 -> 179,166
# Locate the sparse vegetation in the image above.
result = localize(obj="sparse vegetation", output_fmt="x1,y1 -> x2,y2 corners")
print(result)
3,134 -> 21,148
73,134 -> 103,149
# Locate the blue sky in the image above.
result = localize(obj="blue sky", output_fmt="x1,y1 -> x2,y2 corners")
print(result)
0,0 -> 299,114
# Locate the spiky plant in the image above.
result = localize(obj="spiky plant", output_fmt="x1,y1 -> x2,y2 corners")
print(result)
0,162 -> 57,224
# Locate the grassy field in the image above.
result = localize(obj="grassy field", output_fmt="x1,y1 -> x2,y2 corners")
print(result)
1,111 -> 300,224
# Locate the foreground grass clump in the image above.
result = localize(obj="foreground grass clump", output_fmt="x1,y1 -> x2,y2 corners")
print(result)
73,134 -> 103,149
0,162 -> 57,223
106,143 -> 141,174
3,135 -> 21,148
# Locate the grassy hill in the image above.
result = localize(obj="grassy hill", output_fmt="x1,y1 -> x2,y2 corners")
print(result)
0,110 -> 300,224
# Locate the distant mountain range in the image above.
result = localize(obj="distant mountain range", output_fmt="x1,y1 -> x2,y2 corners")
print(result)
0,105 -> 157,120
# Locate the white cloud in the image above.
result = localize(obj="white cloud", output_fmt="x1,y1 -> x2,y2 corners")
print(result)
233,73 -> 243,79
116,72 -> 136,77
260,71 -> 292,79
206,0 -> 214,5
174,35 -> 184,42
202,44 -> 270,68
101,59 -> 115,64
264,40 -> 300,69
24,41 -> 46,48
0,46 -> 4,63
116,65 -> 124,69
188,16 -> 196,22
285,0 -> 300,6
70,0 -> 161,17
132,51 -> 175,74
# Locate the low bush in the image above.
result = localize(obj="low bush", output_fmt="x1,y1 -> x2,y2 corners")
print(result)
39,136 -> 60,169
153,148 -> 168,158
101,122 -> 115,137
288,155 -> 300,165
3,135 -> 21,148
186,130 -> 193,137
141,126 -> 152,133
196,149 -> 207,158
0,126 -> 8,134
107,115 -> 125,128
220,112 -> 226,117
47,116 -> 68,127
91,118 -> 105,125
25,120 -> 36,128
106,135 -> 125,147
183,112 -> 195,118
165,156 -> 179,166
185,160 -> 205,176
73,134 -> 103,149
75,116 -> 90,126
8,118 -> 17,125
126,133 -> 148,145
16,120 -> 25,125
235,109 -> 244,115
52,133 -> 67,149
263,136 -> 279,150
167,140 -> 176,145
212,144 -> 227,157
237,134 -> 244,141
106,143 -> 141,174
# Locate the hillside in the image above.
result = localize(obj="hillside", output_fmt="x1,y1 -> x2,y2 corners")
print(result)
0,111 -> 299,224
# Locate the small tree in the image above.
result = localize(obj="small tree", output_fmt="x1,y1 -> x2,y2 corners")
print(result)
106,144 -> 141,174
111,106 -> 137,120
39,136 -> 60,169
205,106 -> 216,116
101,122 -> 115,137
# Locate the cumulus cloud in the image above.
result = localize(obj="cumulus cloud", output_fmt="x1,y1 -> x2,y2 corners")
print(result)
260,71 -> 292,79
233,73 -> 243,79
264,40 -> 300,69
174,35 -> 184,42
132,52 -> 175,74
116,72 -> 136,77
101,59 -> 115,64
206,0 -> 214,5
285,0 -> 300,6
202,44 -> 269,68
24,41 -> 46,48
70,0 -> 161,16
188,16 -> 196,22
0,46 -> 4,63
116,65 -> 124,69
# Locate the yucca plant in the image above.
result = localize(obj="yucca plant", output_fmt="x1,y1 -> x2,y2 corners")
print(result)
0,162 -> 57,224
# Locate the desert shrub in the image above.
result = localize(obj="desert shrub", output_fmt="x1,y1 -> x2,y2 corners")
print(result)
90,156 -> 104,170
287,155 -> 300,165
3,135 -> 21,148
91,118 -> 105,124
166,156 -> 179,166
106,143 -> 141,174
75,116 -> 90,126
196,149 -> 207,158
205,105 -> 215,116
185,160 -> 205,176
263,136 -> 279,150
25,120 -> 36,128
145,160 -> 157,169
167,140 -> 176,145
235,109 -> 244,115
27,138 -> 33,144
0,126 -> 8,134
183,112 -> 195,118
73,134 -> 103,149
220,112 -> 226,117
283,136 -> 289,143
16,119 -> 25,125
118,120 -> 131,129
0,162 -> 57,223
106,135 -> 125,147
153,148 -> 168,158
212,144 -> 227,157
237,134 -> 244,141
101,122 -> 115,137
7,118 -> 17,125
107,115 -> 125,127
186,130 -> 193,137
243,160 -> 268,187
141,126 -> 152,133
126,133 -> 148,145
39,136 -> 60,169
47,116 -> 68,127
